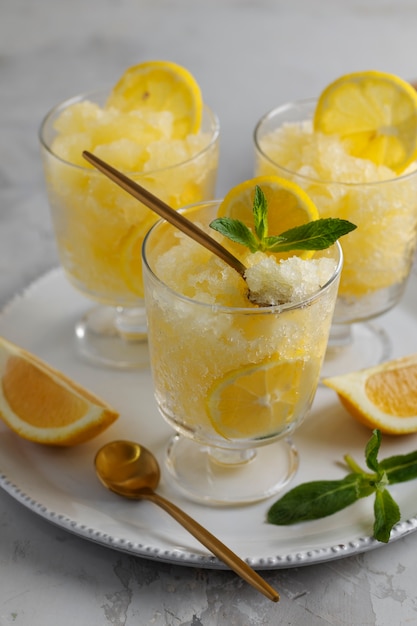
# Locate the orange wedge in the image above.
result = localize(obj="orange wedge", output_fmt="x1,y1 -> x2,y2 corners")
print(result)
323,354 -> 417,434
0,337 -> 119,445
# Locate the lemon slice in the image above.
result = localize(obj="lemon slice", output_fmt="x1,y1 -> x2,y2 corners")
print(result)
314,70 -> 417,173
106,60 -> 203,139
206,358 -> 306,440
119,217 -> 158,298
0,337 -> 119,445
323,354 -> 417,435
216,176 -> 319,261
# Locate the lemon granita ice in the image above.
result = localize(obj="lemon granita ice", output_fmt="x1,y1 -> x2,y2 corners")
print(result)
145,201 -> 341,442
255,72 -> 417,312
40,61 -> 219,304
142,170 -> 351,503
244,252 -> 336,306
154,231 -> 336,308
258,119 -> 417,299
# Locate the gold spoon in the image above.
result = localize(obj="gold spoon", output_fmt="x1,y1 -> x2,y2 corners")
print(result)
82,151 -> 247,279
95,440 -> 279,602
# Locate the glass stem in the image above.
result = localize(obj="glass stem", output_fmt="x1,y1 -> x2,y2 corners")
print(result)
208,447 -> 257,467
115,306 -> 148,341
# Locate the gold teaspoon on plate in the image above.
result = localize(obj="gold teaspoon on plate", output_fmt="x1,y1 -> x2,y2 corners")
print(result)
94,440 -> 279,602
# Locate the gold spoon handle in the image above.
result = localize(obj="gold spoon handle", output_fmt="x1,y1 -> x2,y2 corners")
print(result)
143,490 -> 279,602
82,150 -> 247,278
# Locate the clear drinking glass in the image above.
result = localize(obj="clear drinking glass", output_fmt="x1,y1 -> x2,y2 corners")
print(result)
39,90 -> 220,369
142,201 -> 342,505
254,99 -> 417,376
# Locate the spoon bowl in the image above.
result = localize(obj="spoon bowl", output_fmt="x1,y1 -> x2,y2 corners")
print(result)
95,440 -> 160,495
94,439 -> 279,602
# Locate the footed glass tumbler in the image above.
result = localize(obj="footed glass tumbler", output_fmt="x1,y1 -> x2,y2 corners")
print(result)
142,201 -> 343,505
254,99 -> 417,376
39,90 -> 219,369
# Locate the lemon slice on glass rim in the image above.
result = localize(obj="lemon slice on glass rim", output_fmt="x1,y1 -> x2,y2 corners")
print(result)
314,70 -> 417,173
215,175 -> 320,262
106,60 -> 203,139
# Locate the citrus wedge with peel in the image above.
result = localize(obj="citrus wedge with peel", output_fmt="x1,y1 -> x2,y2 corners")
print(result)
0,337 -> 119,445
106,60 -> 203,139
215,175 -> 319,261
314,70 -> 417,173
323,354 -> 417,435
206,358 -> 306,440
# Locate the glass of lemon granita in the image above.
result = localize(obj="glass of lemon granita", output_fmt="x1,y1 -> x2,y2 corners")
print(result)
142,201 -> 342,505
39,62 -> 220,368
254,96 -> 417,376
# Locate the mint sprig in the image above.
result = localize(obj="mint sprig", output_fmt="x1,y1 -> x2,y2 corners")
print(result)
210,185 -> 356,253
266,429 -> 417,543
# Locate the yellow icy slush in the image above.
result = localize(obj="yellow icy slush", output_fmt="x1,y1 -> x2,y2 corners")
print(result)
143,200 -> 342,445
40,61 -> 219,306
254,72 -> 417,322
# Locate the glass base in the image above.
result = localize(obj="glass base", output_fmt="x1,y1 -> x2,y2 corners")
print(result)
75,305 -> 149,369
164,433 -> 299,505
321,322 -> 392,379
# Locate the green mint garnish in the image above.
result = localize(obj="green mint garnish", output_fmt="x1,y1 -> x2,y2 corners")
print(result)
266,429 -> 415,543
210,185 -> 356,253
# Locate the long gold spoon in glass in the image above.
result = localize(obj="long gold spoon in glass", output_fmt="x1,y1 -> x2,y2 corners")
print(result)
95,440 -> 279,602
82,150 -> 247,279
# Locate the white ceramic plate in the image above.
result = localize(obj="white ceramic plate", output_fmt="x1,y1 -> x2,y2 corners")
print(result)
1,267 -> 417,570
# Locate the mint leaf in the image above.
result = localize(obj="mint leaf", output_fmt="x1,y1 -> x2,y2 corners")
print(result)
365,429 -> 382,472
264,218 -> 357,253
253,185 -> 268,241
210,185 -> 356,254
373,488 -> 400,543
379,450 -> 417,484
375,470 -> 389,491
267,474 -> 362,524
267,429 -> 415,543
210,217 -> 259,253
